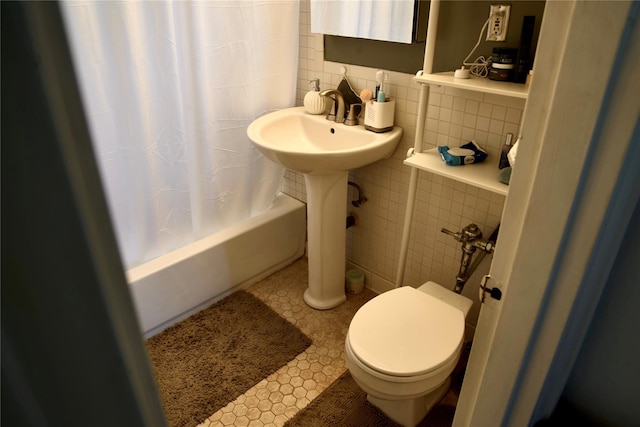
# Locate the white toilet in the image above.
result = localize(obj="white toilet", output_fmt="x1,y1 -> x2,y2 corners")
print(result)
345,281 -> 472,427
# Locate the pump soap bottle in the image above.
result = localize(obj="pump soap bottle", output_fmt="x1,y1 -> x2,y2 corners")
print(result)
304,79 -> 328,115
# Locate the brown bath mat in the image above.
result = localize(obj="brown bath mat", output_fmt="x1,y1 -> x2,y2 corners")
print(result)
284,371 -> 457,427
146,290 -> 312,427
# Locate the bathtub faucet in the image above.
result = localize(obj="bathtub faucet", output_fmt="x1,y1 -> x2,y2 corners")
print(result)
441,223 -> 498,294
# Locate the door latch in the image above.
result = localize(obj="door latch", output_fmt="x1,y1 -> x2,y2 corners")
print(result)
480,275 -> 502,302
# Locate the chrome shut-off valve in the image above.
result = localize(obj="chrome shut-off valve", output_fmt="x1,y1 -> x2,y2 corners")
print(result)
441,223 -> 495,254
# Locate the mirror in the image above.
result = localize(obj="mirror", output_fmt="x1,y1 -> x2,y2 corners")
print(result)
324,1 -> 546,75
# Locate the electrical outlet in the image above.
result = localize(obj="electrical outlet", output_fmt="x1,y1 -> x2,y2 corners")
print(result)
486,4 -> 511,41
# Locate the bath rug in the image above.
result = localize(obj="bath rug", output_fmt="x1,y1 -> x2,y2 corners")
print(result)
146,290 -> 312,427
284,371 -> 457,427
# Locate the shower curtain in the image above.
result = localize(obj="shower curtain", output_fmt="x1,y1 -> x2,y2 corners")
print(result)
61,1 -> 299,268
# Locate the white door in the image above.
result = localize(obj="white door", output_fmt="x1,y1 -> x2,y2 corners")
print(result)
454,2 -> 639,426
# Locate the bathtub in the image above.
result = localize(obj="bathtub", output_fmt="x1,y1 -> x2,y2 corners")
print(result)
127,193 -> 306,337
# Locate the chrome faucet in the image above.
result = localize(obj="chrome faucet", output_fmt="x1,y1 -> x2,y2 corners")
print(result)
319,89 -> 345,123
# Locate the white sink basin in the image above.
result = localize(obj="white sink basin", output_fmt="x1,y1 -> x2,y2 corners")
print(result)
247,106 -> 403,310
247,107 -> 403,174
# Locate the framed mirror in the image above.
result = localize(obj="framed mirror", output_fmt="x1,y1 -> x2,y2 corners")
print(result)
323,1 -> 546,75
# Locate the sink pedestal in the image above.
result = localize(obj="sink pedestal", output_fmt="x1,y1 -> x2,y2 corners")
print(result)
303,172 -> 348,309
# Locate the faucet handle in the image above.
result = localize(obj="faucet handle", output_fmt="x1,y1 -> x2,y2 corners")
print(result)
441,227 -> 462,241
344,104 -> 362,126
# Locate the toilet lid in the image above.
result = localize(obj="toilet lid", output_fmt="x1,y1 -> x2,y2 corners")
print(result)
348,286 -> 465,377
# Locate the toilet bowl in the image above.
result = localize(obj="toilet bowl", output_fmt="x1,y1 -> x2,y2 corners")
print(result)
345,281 -> 472,427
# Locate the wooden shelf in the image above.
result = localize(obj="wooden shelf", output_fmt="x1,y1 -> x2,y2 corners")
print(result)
404,148 -> 508,196
414,72 -> 528,99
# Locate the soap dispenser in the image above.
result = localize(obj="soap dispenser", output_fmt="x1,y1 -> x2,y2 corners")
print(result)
303,79 -> 327,115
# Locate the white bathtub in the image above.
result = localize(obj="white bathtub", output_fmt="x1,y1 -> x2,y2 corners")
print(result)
127,193 -> 306,337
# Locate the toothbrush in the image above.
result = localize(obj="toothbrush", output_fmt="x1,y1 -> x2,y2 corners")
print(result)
375,70 -> 384,98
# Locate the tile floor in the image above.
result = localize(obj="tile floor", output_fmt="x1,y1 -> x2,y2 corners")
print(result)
198,257 -> 459,427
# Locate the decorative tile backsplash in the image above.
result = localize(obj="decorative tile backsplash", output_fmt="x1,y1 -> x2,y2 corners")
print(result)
287,1 -> 525,327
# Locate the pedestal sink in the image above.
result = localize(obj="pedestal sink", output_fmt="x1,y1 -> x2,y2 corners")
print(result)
247,107 -> 402,309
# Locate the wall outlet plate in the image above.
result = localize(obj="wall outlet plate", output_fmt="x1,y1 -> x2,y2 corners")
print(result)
486,4 -> 511,41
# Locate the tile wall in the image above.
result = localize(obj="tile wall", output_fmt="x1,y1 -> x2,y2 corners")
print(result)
285,0 -> 526,331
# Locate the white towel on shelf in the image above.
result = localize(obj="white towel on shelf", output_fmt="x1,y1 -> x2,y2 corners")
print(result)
508,138 -> 520,167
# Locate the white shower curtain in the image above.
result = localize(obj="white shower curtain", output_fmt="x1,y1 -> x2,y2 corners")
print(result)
61,1 -> 299,268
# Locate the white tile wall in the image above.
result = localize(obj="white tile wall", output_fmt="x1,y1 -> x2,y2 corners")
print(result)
286,1 -> 525,328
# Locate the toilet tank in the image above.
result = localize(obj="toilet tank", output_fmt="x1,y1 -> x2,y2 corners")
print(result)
418,281 -> 473,318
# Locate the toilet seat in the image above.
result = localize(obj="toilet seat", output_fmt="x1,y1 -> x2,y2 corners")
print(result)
347,286 -> 465,377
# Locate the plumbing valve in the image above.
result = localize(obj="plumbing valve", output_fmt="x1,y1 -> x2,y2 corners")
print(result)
441,223 -> 498,294
462,223 -> 482,241
441,223 -> 494,254
472,239 -> 495,254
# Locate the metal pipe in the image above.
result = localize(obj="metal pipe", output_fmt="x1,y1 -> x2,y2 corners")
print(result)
452,225 -> 500,293
454,245 -> 485,293
348,181 -> 367,207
